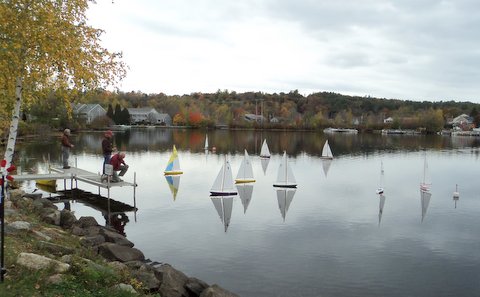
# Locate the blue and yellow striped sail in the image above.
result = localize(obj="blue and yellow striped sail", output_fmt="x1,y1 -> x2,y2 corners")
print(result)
164,145 -> 183,175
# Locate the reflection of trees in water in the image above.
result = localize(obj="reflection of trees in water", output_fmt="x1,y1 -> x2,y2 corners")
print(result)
13,130 -> 480,170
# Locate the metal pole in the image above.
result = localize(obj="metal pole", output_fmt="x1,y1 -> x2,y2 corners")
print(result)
107,175 -> 111,226
133,172 -> 137,222
1,175 -> 6,282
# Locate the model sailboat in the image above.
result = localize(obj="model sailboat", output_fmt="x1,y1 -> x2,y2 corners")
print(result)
376,161 -> 384,194
320,140 -> 333,159
210,157 -> 238,196
164,145 -> 183,175
204,134 -> 209,150
235,149 -> 255,183
273,151 -> 297,188
453,184 -> 460,208
260,139 -> 271,158
211,196 -> 234,232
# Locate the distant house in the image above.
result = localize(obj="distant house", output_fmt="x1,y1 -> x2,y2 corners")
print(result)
73,103 -> 106,124
449,114 -> 473,130
244,113 -> 266,123
154,113 -> 172,126
127,108 -> 171,125
384,117 -> 394,124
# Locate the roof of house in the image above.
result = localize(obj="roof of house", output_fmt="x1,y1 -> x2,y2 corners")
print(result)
73,103 -> 104,114
127,108 -> 158,115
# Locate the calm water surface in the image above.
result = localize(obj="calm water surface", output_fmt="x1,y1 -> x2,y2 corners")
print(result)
16,129 -> 480,297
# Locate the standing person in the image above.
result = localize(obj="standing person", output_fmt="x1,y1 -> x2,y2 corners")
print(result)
109,152 -> 129,182
102,130 -> 115,175
61,128 -> 74,169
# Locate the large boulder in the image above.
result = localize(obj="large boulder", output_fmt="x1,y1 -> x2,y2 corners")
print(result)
98,242 -> 145,262
74,216 -> 99,228
37,241 -> 74,256
41,209 -> 61,226
155,264 -> 190,297
186,277 -> 209,297
17,252 -> 70,273
100,228 -> 134,247
60,209 -> 77,228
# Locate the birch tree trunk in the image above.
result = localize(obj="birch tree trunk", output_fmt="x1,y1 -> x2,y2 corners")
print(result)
3,77 -> 22,169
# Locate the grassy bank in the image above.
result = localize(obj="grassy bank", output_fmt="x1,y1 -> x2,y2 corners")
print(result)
0,197 -> 156,297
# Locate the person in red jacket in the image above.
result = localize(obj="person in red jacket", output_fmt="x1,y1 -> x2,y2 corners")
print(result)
109,152 -> 129,182
61,128 -> 74,169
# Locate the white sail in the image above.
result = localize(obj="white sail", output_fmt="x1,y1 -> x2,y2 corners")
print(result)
276,188 -> 296,221
235,150 -> 255,183
321,140 -> 333,159
420,189 -> 432,222
210,157 -> 238,195
204,134 -> 209,150
273,151 -> 297,188
237,184 -> 254,214
260,139 -> 271,158
211,196 -> 234,232
376,161 -> 384,194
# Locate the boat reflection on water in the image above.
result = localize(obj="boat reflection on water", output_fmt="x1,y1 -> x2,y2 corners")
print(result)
165,175 -> 181,201
322,159 -> 332,178
420,189 -> 432,222
237,184 -> 254,214
211,196 -> 234,232
260,158 -> 270,176
276,188 -> 297,222
378,194 -> 386,226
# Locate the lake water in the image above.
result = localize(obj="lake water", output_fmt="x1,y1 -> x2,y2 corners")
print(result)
15,129 -> 480,297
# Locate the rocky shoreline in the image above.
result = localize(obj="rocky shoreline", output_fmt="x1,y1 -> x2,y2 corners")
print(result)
4,189 -> 239,297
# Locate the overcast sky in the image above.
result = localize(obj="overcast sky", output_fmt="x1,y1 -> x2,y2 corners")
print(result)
87,0 -> 480,102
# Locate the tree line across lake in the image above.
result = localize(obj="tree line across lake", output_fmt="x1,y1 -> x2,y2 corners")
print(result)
25,89 -> 479,134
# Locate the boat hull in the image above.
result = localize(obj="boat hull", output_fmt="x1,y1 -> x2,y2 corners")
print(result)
273,183 -> 297,188
235,179 -> 255,184
210,191 -> 238,196
164,171 -> 183,175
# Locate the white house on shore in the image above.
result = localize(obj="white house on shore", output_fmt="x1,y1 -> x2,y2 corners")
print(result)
127,108 -> 172,125
72,103 -> 106,124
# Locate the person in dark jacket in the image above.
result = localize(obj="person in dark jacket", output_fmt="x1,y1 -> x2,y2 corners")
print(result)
102,130 -> 115,174
109,152 -> 129,182
61,128 -> 74,169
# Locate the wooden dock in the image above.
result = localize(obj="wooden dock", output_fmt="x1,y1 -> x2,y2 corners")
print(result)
11,166 -> 138,213
12,166 -> 137,189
